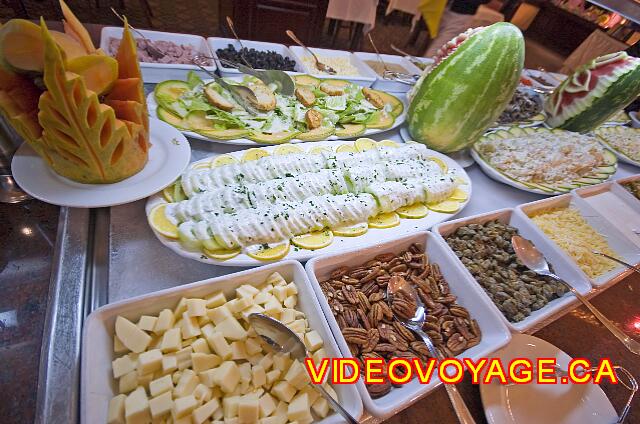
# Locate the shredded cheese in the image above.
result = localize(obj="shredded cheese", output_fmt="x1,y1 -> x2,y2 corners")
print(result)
530,207 -> 618,278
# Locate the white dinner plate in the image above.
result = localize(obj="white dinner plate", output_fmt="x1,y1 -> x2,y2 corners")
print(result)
146,86 -> 408,147
399,126 -> 476,168
481,333 -> 618,424
12,119 -> 191,208
145,138 -> 472,266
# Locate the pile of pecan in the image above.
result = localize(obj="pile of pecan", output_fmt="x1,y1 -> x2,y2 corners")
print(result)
318,243 -> 481,398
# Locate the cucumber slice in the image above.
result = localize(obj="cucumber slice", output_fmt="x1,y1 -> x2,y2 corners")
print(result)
197,128 -> 250,140
335,123 -> 366,138
506,127 -> 527,136
173,181 -> 186,201
157,106 -> 188,130
595,165 -> 617,174
248,131 -> 300,144
602,149 -> 618,165
370,90 -> 404,117
297,126 -> 334,141
154,80 -> 190,109
365,111 -> 394,129
294,75 -> 321,88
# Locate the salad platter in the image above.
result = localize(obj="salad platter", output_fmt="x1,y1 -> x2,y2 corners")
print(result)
149,72 -> 407,146
146,138 -> 471,266
594,126 -> 640,168
471,126 -> 618,195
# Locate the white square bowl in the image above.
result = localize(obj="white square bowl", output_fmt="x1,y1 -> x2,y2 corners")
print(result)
433,208 -> 593,333
208,37 -> 303,77
573,182 -> 640,248
516,194 -> 640,287
288,46 -> 377,87
614,174 -> 640,204
305,231 -> 511,419
352,52 -> 421,93
100,27 -> 216,83
81,260 -> 363,424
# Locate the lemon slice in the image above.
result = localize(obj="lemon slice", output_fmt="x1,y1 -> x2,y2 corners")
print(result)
368,212 -> 400,229
378,140 -> 399,148
428,200 -> 461,213
274,144 -> 304,155
204,248 -> 241,260
246,241 -> 291,261
191,161 -> 210,170
291,230 -> 334,250
309,146 -> 330,155
336,144 -> 356,153
428,156 -> 448,173
333,222 -> 368,237
162,184 -> 175,202
148,204 -> 178,239
212,154 -> 238,167
397,203 -> 429,219
242,148 -> 270,162
454,176 -> 467,185
449,188 -> 468,201
354,138 -> 377,152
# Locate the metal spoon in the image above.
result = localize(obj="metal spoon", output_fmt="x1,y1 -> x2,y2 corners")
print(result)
367,34 -> 417,85
387,278 -> 476,424
111,8 -> 165,60
286,30 -> 337,75
248,313 -> 359,424
592,251 -> 640,275
217,57 -> 295,96
512,236 -> 640,355
225,16 -> 253,68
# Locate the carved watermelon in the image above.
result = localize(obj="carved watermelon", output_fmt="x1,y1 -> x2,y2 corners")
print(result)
407,23 -> 524,153
545,52 -> 640,132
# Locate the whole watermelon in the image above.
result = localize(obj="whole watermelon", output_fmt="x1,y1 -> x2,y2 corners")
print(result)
407,23 -> 524,153
545,52 -> 640,132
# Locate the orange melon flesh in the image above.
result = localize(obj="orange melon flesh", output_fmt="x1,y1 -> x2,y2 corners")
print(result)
59,0 -> 95,53
50,30 -> 86,61
105,78 -> 144,103
66,54 -> 118,95
0,19 -> 44,72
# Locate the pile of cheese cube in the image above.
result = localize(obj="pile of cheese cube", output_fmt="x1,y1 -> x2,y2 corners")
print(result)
107,272 -> 337,424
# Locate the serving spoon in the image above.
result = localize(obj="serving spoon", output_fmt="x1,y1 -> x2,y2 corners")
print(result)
216,57 -> 295,96
512,235 -> 640,355
286,30 -> 337,75
248,313 -> 359,424
367,34 -> 417,85
387,277 -> 476,423
592,250 -> 640,275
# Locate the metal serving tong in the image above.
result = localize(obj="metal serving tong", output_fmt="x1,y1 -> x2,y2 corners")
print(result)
368,35 -> 418,85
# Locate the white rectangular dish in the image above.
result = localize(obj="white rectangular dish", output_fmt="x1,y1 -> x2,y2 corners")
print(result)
574,182 -> 640,248
433,208 -> 592,333
305,231 -> 511,419
516,194 -> 640,287
352,52 -> 421,93
207,37 -> 303,77
288,46 -> 377,87
100,27 -> 216,83
81,260 -> 363,424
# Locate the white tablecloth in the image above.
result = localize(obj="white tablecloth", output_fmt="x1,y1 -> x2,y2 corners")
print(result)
385,0 -> 422,29
326,0 -> 379,32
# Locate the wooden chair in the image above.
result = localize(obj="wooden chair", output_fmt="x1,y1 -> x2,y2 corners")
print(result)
560,29 -> 628,74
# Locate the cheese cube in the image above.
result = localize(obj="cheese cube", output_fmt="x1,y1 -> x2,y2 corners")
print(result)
149,374 -> 173,397
252,365 -> 266,387
274,400 -> 287,417
287,393 -> 311,423
238,362 -> 252,384
284,360 -> 310,390
192,353 -> 221,373
187,299 -> 207,317
172,395 -> 197,419
173,298 -> 188,319
182,337 -> 197,348
208,305 -> 233,325
136,315 -> 157,332
236,284 -> 259,299
213,405 -> 224,420
299,386 -> 319,405
285,282 -> 298,296
176,346 -> 192,363
263,299 -> 283,317
138,349 -> 163,375
287,319 -> 305,335
260,416 -> 286,424
231,341 -> 248,360
198,368 -> 218,388
162,354 -> 178,374
174,369 -> 199,398
191,338 -> 212,354
173,416 -> 192,424
149,391 -> 173,419
303,331 -> 323,352
193,397 -> 221,424
244,338 -> 262,356
119,370 -> 138,394
160,328 -> 181,353
107,394 -> 126,424
312,397 -> 329,418
247,353 -> 263,366
205,291 -> 226,308
223,395 -> 240,418
198,314 -> 212,326
136,373 -> 154,389
266,272 -> 287,286
272,286 -> 288,302
258,393 -> 276,418
193,384 -> 212,402
125,387 -> 151,424
216,317 -> 247,341
116,316 -> 152,354
283,295 -> 297,309
323,383 -> 338,402
273,354 -> 292,373
238,393 -> 259,424
312,348 -> 328,364
153,309 -> 175,335
258,354 -> 273,372
241,305 -> 266,321
206,331 -> 232,360
253,291 -> 270,305
172,370 -> 182,385
271,381 -> 296,403
113,355 -> 137,379
227,297 -> 253,314
265,370 -> 281,386
201,323 -> 216,339
214,361 -> 240,393
279,309 -> 295,325
114,335 -> 129,354
181,312 -> 202,339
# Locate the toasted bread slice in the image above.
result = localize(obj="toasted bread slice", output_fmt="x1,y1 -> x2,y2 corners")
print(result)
305,109 -> 323,130
319,81 -> 346,96
295,86 -> 316,107
249,84 -> 277,112
362,87 -> 384,109
204,86 -> 234,111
